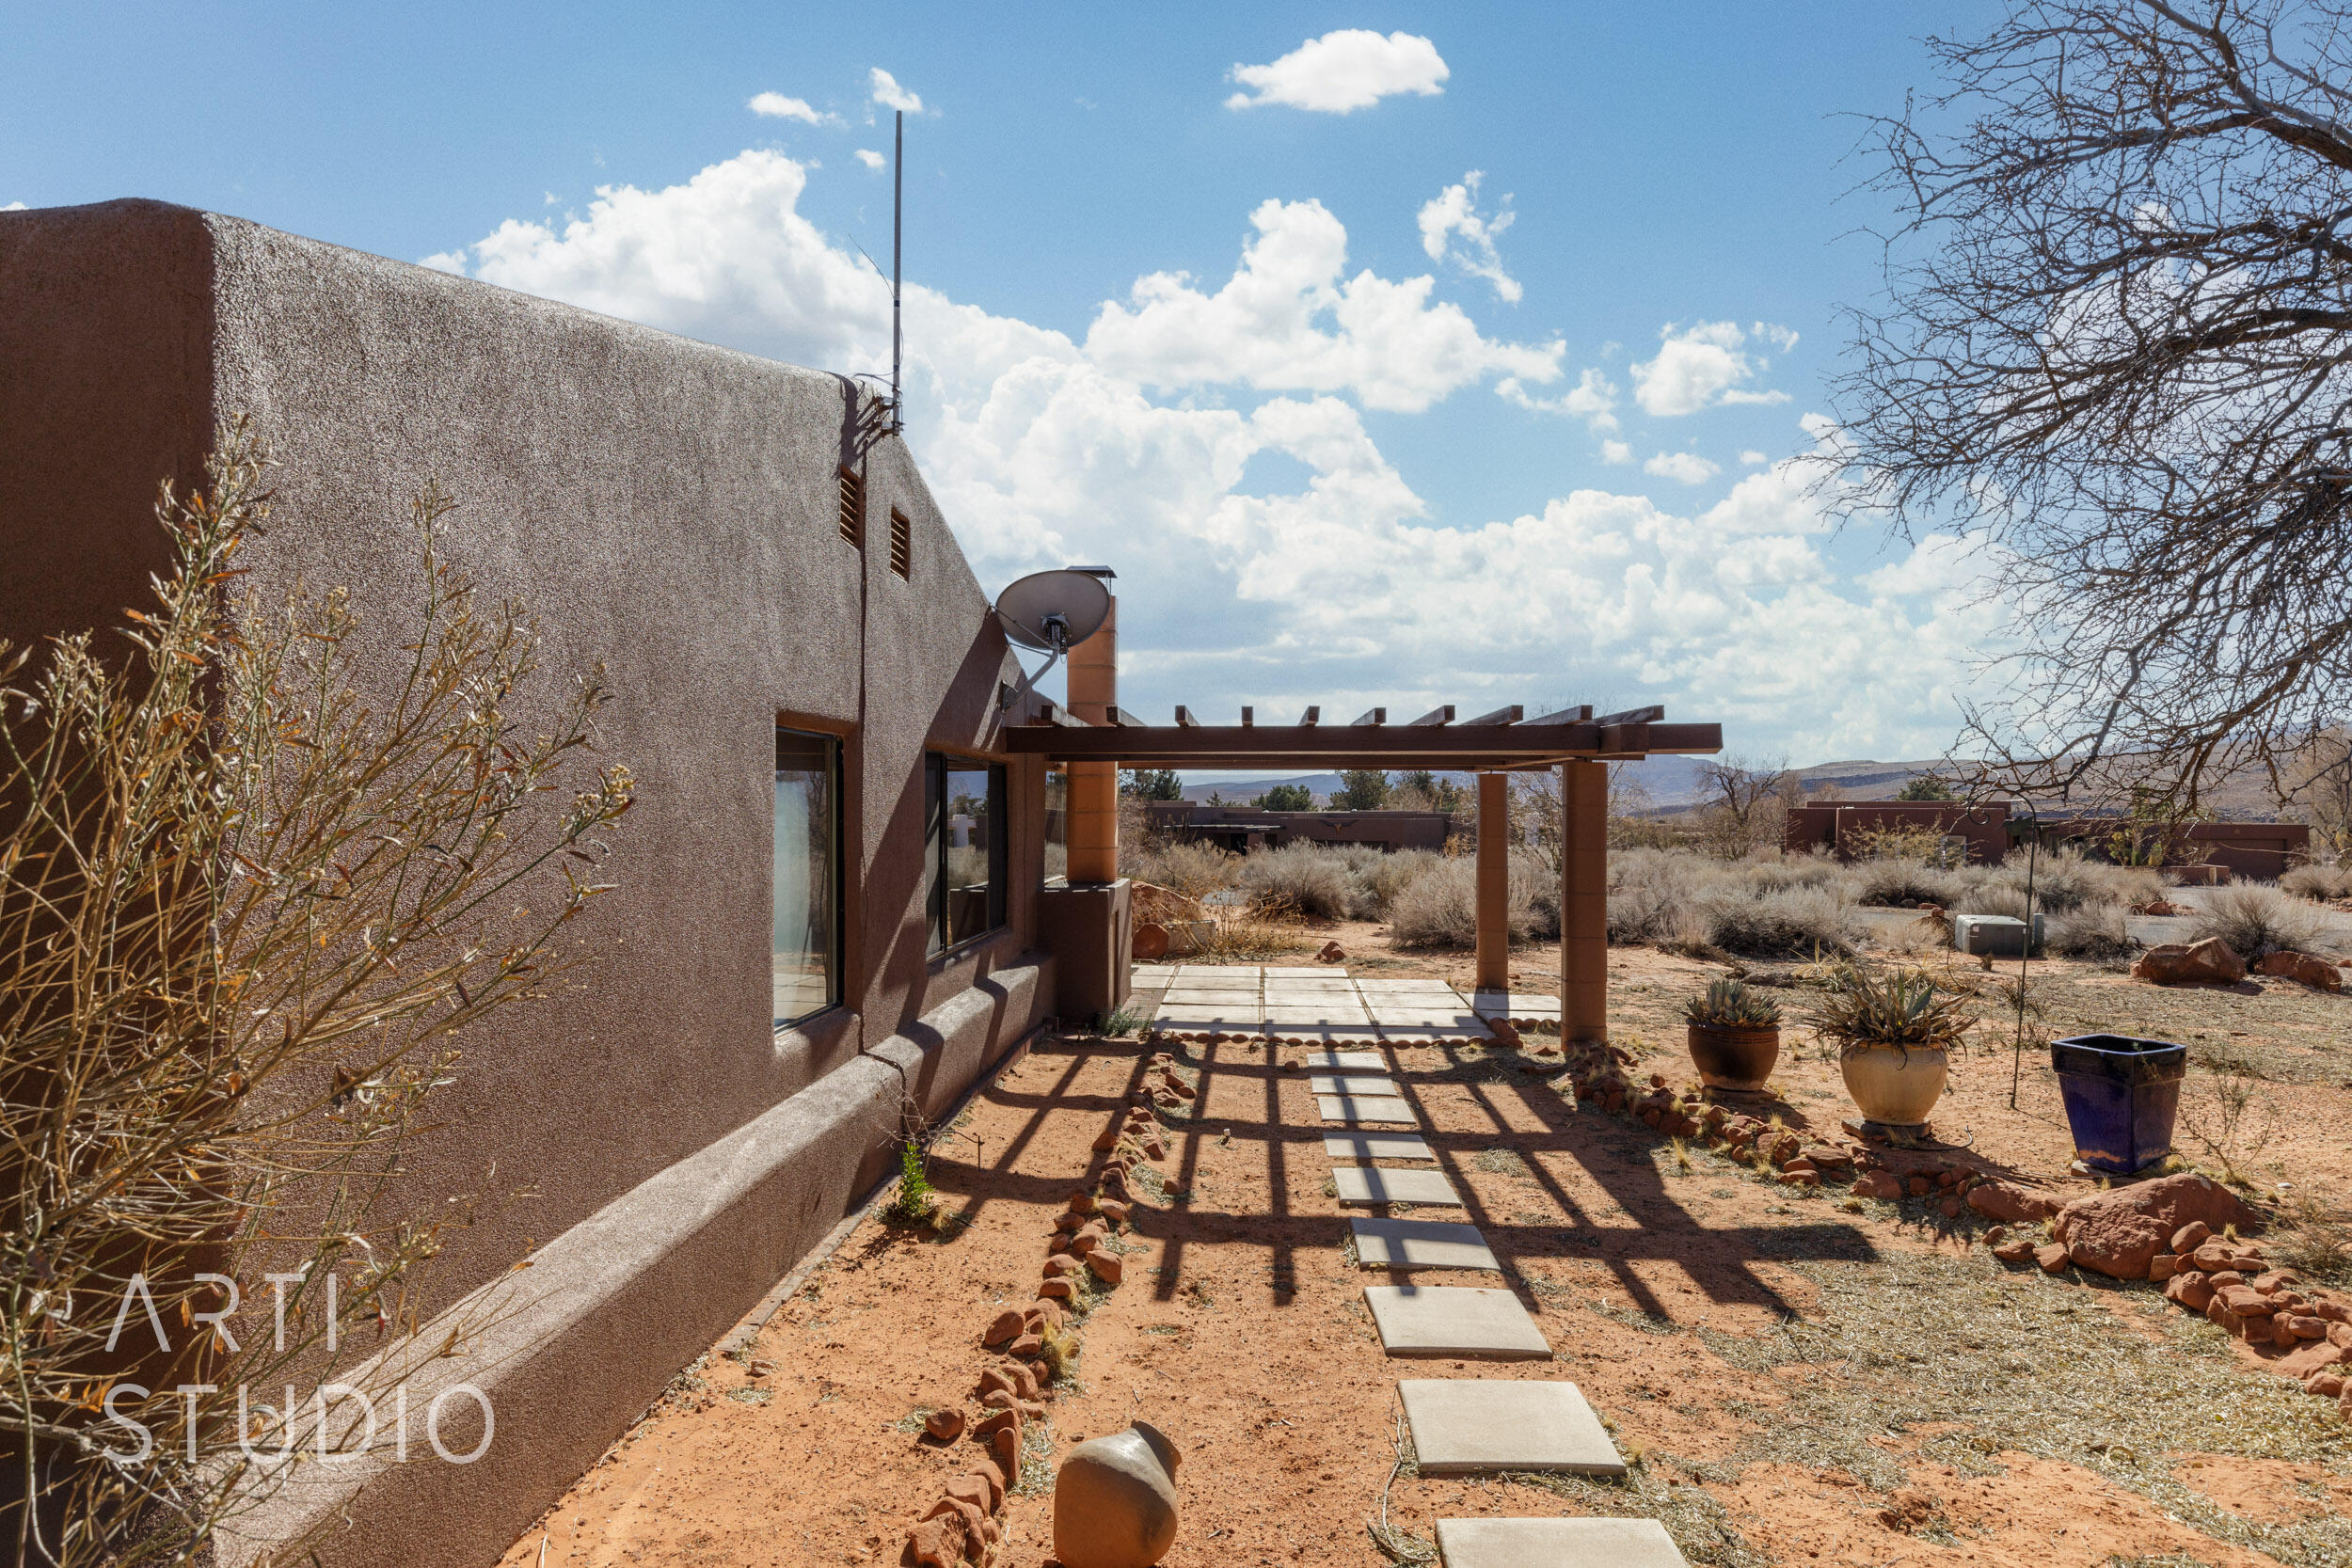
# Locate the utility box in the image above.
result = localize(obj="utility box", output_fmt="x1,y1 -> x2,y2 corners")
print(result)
1953,912 -> 2043,957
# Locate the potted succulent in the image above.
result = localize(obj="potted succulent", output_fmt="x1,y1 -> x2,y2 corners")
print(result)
1810,968 -> 1969,1129
1683,978 -> 1782,1092
2049,1033 -> 2187,1175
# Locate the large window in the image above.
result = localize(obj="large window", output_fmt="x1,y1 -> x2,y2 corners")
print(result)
927,754 -> 1007,953
774,727 -> 842,1027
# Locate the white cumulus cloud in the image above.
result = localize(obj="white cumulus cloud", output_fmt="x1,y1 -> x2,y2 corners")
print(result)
1629,320 -> 1794,417
1083,197 -> 1563,414
869,68 -> 923,115
1644,451 -> 1721,484
416,150 -> 1990,760
748,92 -> 832,125
1740,450 -> 1769,466
1500,368 -> 1618,433
855,149 -> 886,170
1417,170 -> 1519,303
1600,439 -> 1633,465
1226,30 -> 1448,114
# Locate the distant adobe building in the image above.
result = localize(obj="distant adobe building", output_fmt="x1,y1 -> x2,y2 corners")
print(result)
1784,800 -> 2309,880
1142,800 -> 1458,854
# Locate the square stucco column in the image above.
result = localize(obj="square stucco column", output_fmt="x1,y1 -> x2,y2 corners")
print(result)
1474,772 -> 1510,991
1560,761 -> 1608,1043
1065,595 -> 1119,884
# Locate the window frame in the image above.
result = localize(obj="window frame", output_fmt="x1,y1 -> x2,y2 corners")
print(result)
926,752 -> 1009,956
773,724 -> 846,1031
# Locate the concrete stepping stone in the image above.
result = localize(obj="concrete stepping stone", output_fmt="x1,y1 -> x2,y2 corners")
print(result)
1349,1218 -> 1499,1271
1171,966 -> 1260,984
1308,1073 -> 1398,1096
1362,1286 -> 1549,1359
1316,1094 -> 1418,1125
1131,964 -> 1181,979
1266,1006 -> 1373,1025
1323,1132 -> 1436,1162
1397,1380 -> 1626,1475
1265,965 -> 1346,976
1333,1167 -> 1461,1206
1434,1518 -> 1685,1567
1301,1050 -> 1387,1072
1355,977 -> 1465,994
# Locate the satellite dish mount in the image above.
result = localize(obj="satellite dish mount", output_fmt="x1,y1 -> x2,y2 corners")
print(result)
993,567 -> 1113,712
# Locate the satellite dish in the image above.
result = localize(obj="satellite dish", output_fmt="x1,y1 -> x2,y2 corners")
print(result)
992,568 -> 1112,711
994,568 -> 1111,653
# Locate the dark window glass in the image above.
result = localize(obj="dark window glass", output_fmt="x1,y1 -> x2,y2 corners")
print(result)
927,754 -> 1007,953
1042,765 -> 1068,886
774,728 -> 842,1027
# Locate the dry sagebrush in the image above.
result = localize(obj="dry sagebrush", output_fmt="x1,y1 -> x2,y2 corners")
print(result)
0,433 -> 633,1565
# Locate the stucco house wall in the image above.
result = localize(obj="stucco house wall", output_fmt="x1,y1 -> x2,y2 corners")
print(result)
0,199 -> 1055,1565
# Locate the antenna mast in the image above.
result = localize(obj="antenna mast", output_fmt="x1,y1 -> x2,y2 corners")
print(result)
891,108 -> 903,435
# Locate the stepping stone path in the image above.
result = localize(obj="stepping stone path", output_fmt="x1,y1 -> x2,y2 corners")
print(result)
1332,1166 -> 1462,1206
1436,1518 -> 1689,1567
1136,962 -> 1683,1562
1397,1379 -> 1627,1475
1363,1286 -> 1550,1360
1349,1217 -> 1500,1271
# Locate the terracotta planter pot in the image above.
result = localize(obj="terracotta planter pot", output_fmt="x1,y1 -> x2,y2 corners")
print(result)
1839,1043 -> 1948,1127
1686,1023 -> 1780,1092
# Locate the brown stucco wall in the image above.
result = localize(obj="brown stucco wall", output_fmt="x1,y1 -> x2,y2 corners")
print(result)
0,199 -> 1055,1566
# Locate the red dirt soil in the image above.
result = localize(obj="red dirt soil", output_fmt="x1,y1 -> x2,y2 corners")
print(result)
495,935 -> 2350,1568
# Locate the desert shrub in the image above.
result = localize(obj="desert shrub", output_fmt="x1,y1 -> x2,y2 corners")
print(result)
2190,882 -> 2339,958
1359,847 -> 1444,919
1852,856 -> 1967,908
1386,853 -> 1549,948
1980,846 -> 2113,913
1699,883 -> 1863,958
1235,842 -> 1359,919
1127,837 -> 1241,901
2044,900 -> 2137,960
1954,881 -> 2033,921
1742,850 -> 1853,893
2282,862 -> 2352,901
1607,847 -> 1718,943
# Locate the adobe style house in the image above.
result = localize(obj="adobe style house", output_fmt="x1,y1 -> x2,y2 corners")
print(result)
2,200 -> 1719,1566
2,198 -> 1092,1566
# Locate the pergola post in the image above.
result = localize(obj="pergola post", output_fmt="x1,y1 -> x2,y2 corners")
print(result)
1065,595 -> 1119,884
1474,772 -> 1510,992
1560,760 -> 1609,1043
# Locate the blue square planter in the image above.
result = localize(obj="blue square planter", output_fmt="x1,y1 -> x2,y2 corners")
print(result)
2050,1033 -> 2187,1175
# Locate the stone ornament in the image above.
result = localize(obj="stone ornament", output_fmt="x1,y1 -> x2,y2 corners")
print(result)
1052,1419 -> 1180,1568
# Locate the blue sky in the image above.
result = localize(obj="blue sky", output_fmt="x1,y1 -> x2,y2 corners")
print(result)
6,4 -> 2003,765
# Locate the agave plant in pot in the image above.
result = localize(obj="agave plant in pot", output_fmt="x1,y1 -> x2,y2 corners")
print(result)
1683,978 -> 1782,1092
1810,967 -> 1970,1130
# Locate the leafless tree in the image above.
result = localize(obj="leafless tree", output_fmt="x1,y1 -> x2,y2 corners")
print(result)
1835,0 -> 2352,812
1694,752 -> 1796,857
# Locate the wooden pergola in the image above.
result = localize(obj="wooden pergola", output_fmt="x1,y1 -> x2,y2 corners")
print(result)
1009,699 -> 1723,1042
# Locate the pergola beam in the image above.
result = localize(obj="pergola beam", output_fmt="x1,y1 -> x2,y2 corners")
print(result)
1000,720 -> 1722,768
1352,707 -> 1387,725
1406,705 -> 1455,726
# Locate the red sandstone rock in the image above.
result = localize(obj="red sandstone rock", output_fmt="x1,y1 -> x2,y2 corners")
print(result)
1968,1181 -> 2060,1225
2282,1315 -> 2329,1341
2166,1272 -> 2216,1311
1007,1333 -> 1043,1358
2149,1253 -> 2182,1282
1907,1176 -> 1932,1197
1141,1137 -> 1168,1160
1091,1127 -> 1120,1151
2217,1285 -> 2277,1317
1043,1255 -> 1081,1277
2052,1173 -> 2260,1280
2280,1339 -> 2347,1379
2308,1371 -> 2346,1399
2254,951 -> 2344,990
2131,937 -> 2248,986
983,1308 -> 1025,1348
1086,1249 -> 1124,1285
1993,1237 -> 2038,1264
942,1475 -> 993,1517
2332,1323 -> 2352,1350
2035,1243 -> 2072,1273
1855,1171 -> 1903,1201
1318,940 -> 1344,962
908,1513 -> 967,1568
1096,1199 -> 1130,1226
970,1458 -> 1008,1511
1038,1278 -> 1074,1301
2172,1221 -> 2212,1255
926,1407 -> 966,1442
2208,1296 -> 2245,1335
988,1423 -> 1020,1476
2250,1269 -> 2297,1293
